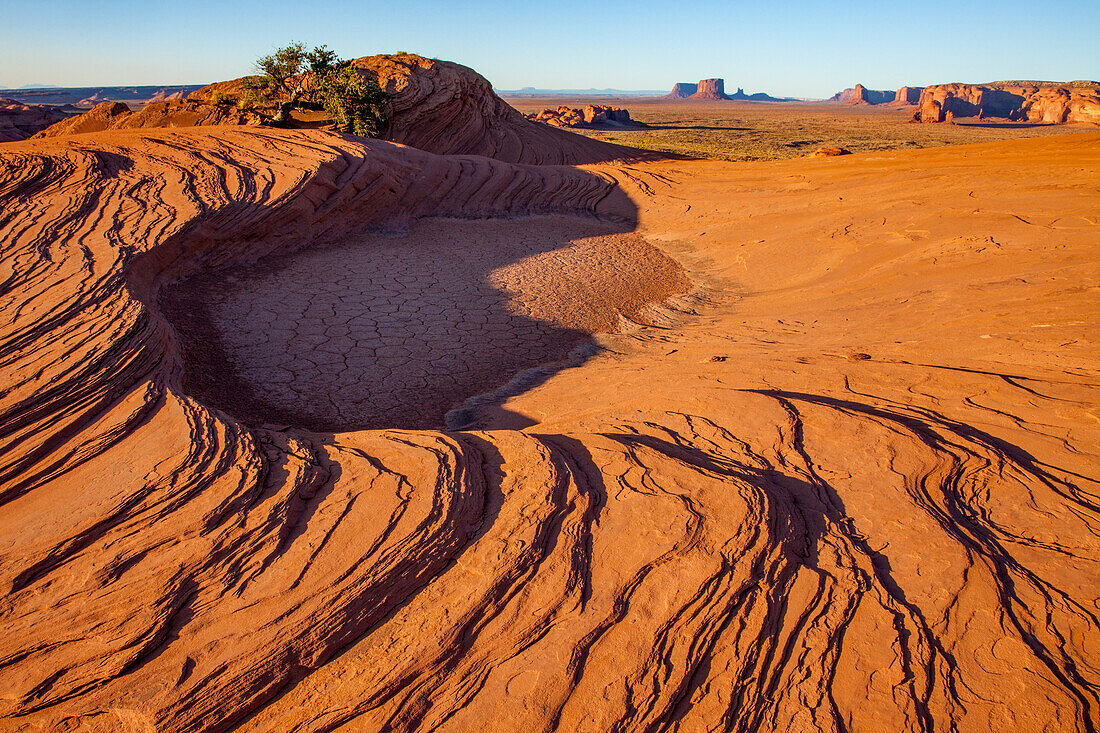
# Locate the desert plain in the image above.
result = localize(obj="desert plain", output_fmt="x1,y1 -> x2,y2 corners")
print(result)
1,54 -> 1098,732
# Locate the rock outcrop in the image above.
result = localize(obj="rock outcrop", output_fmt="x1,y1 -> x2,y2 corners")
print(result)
891,86 -> 923,106
913,80 -> 1100,123
0,98 -> 64,142
807,146 -> 852,157
828,84 -> 893,105
32,100 -> 132,137
692,78 -> 727,100
525,105 -> 642,129
34,99 -> 261,138
666,82 -> 698,98
665,79 -> 732,100
727,87 -> 785,102
349,53 -> 639,163
40,54 -> 642,165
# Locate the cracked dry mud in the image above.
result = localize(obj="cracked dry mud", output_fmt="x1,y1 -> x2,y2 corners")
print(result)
164,217 -> 689,431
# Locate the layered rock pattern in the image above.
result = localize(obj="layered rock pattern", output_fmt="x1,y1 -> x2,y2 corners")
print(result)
891,86 -> 923,106
914,81 -> 1100,123
828,84 -> 893,105
352,54 -> 639,163
665,79 -> 731,100
0,118 -> 1098,733
33,98 -> 262,138
34,54 -> 639,165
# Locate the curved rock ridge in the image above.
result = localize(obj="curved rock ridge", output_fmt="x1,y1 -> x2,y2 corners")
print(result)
37,54 -> 641,165
33,98 -> 263,138
350,53 -> 640,164
913,81 -> 1100,123
1,124 -> 1099,733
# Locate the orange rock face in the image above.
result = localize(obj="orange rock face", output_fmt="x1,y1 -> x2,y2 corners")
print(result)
891,85 -> 923,105
1,59 -> 1099,733
41,54 -> 639,165
665,78 -> 731,100
914,80 -> 1100,123
828,84 -> 893,104
33,98 -> 260,138
525,104 -> 639,128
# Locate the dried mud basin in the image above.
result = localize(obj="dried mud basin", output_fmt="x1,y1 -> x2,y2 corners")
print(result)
162,216 -> 691,431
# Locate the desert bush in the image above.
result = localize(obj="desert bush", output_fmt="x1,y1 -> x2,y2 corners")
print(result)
245,42 -> 390,135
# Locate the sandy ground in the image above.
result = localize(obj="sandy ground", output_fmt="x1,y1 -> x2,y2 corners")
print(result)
0,127 -> 1097,732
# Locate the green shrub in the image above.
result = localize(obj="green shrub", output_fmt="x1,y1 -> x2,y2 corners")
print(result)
244,42 -> 391,136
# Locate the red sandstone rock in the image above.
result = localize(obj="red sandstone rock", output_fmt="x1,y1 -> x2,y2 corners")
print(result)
829,84 -> 893,105
691,79 -> 728,100
666,82 -> 698,98
0,98 -> 64,142
34,54 -> 643,165
807,146 -> 852,157
913,81 -> 1100,124
33,101 -> 132,137
34,99 -> 260,137
665,79 -> 731,100
526,105 -> 641,129
891,86 -> 923,106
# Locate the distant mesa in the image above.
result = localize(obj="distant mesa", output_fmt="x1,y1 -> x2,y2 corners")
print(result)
828,84 -> 894,105
525,104 -> 645,129
0,98 -> 64,142
911,80 -> 1100,124
666,78 -> 726,100
665,78 -> 785,102
666,82 -> 699,99
891,86 -> 924,106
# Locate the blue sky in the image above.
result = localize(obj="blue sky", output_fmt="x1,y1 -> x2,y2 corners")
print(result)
2,0 -> 1097,97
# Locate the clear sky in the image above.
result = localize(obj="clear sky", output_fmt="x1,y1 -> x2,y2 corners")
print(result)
2,0 -> 1097,97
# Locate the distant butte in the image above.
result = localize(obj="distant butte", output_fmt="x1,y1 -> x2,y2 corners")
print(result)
664,78 -> 784,101
665,79 -> 728,100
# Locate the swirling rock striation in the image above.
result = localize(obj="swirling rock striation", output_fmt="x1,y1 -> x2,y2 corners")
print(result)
35,54 -> 640,165
0,118 -> 1098,733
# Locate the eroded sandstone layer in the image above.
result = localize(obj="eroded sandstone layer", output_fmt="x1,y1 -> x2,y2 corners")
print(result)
35,54 -> 635,165
0,121 -> 1098,733
914,80 -> 1100,123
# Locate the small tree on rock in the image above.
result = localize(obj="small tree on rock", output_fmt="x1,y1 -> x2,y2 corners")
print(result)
244,43 -> 390,135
